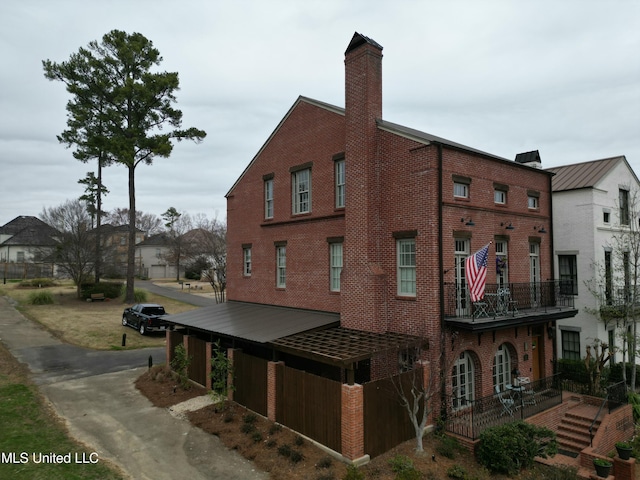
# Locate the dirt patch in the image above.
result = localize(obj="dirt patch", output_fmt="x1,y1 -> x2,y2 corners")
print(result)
134,368 -> 554,480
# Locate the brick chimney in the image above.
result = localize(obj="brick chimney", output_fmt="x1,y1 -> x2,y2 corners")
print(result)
342,33 -> 386,333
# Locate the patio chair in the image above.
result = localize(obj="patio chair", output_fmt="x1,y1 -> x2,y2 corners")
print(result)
495,385 -> 515,416
517,377 -> 536,405
473,301 -> 489,318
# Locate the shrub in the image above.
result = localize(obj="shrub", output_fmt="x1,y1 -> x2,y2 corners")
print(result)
316,456 -> 333,469
243,413 -> 257,425
290,450 -> 304,464
478,421 -> 557,476
251,431 -> 263,443
269,424 -> 282,435
277,444 -> 292,458
436,434 -> 461,459
294,434 -> 305,446
133,288 -> 147,302
388,455 -> 421,480
266,439 -> 276,449
446,464 -> 468,479
80,281 -> 124,300
240,423 -> 255,434
343,465 -> 365,480
169,344 -> 192,390
27,290 -> 55,305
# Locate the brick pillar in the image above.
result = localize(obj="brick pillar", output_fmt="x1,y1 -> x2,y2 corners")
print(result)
613,456 -> 636,480
341,383 -> 364,460
267,361 -> 283,422
205,342 -> 212,391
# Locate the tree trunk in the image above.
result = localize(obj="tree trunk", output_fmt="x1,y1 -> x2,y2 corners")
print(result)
632,319 -> 638,392
125,165 -> 136,303
95,158 -> 103,284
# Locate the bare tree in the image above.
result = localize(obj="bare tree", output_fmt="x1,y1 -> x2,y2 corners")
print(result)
391,340 -> 438,453
105,208 -> 163,235
161,207 -> 195,282
194,216 -> 227,303
40,199 -> 96,299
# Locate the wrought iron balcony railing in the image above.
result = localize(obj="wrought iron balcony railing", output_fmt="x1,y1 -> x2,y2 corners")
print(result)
444,281 -> 575,321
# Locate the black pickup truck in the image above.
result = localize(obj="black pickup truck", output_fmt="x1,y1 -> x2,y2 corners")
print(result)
122,303 -> 169,335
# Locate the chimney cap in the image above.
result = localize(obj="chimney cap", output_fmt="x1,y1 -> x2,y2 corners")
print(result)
345,32 -> 383,55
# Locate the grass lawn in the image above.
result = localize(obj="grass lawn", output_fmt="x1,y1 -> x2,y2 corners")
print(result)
0,342 -> 124,480
0,280 -> 199,350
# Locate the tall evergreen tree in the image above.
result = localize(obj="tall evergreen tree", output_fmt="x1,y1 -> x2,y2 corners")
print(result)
43,30 -> 206,302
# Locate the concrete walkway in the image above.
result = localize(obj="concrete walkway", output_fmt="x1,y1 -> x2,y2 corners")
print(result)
0,295 -> 267,480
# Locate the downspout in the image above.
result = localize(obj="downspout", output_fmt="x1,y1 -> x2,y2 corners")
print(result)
548,172 -> 558,373
435,141 -> 446,418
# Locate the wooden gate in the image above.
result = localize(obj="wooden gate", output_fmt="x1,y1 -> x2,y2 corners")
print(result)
233,351 -> 268,416
363,370 -> 421,458
276,364 -> 341,452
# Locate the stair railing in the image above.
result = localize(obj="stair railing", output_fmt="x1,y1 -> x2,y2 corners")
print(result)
589,389 -> 609,447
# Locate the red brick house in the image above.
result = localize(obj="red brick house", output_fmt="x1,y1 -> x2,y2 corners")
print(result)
166,33 -> 578,460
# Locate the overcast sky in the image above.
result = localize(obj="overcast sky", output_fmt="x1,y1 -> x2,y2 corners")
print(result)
1,0 -> 639,228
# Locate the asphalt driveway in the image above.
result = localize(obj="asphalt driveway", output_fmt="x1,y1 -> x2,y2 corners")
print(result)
0,295 -> 267,480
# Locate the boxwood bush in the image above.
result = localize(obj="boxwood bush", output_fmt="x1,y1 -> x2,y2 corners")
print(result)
478,421 -> 557,475
80,281 -> 124,300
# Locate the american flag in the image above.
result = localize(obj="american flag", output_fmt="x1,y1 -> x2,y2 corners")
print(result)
465,244 -> 489,302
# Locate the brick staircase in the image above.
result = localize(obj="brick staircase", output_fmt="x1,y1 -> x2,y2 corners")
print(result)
556,403 -> 601,455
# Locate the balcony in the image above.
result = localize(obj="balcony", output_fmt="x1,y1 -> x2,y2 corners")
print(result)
444,281 -> 578,331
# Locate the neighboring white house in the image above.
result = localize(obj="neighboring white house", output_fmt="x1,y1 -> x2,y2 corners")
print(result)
547,156 -> 640,363
135,233 -> 183,279
0,216 -> 60,279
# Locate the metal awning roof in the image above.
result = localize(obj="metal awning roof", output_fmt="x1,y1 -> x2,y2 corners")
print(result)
164,301 -> 422,367
164,301 -> 340,343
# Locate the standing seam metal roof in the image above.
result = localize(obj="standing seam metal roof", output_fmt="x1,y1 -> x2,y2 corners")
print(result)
546,156 -> 626,192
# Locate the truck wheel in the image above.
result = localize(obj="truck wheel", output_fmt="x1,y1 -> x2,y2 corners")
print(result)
122,316 -> 128,326
139,323 -> 146,335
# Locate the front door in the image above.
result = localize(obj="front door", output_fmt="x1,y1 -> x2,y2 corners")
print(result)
531,335 -> 542,380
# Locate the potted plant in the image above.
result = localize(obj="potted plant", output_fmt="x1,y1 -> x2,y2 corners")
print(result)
616,441 -> 634,460
593,457 -> 613,478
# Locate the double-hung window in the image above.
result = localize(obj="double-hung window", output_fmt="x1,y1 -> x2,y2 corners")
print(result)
494,183 -> 508,205
561,330 -> 580,360
264,177 -> 274,219
276,244 -> 286,288
335,159 -> 345,208
528,190 -> 540,210
620,188 -> 630,225
558,254 -> 577,295
329,242 -> 343,292
242,246 -> 252,276
453,175 -> 471,199
397,238 -> 416,296
292,167 -> 311,214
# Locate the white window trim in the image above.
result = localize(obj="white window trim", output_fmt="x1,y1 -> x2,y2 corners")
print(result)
335,160 -> 345,208
264,179 -> 273,219
329,242 -> 343,292
243,247 -> 252,276
292,169 -> 311,214
276,246 -> 286,288
397,238 -> 416,296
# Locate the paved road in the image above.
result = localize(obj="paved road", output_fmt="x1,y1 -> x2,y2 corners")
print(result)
0,291 -> 267,480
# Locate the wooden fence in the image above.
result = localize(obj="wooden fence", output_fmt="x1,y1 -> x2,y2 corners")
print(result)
187,336 -> 208,386
276,364 -> 342,452
233,351 -> 268,416
363,369 -> 421,458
